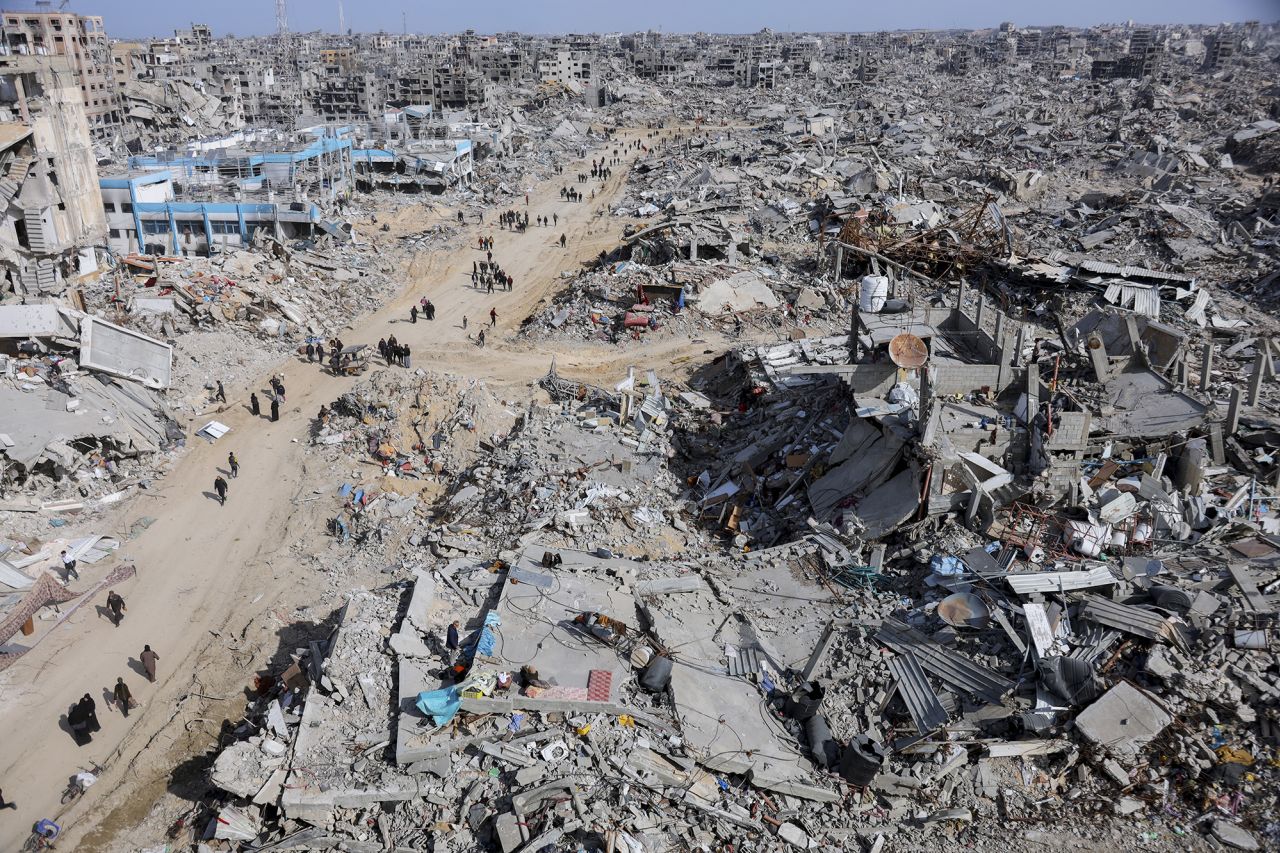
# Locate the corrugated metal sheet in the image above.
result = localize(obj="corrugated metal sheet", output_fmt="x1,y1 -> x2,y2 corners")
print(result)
1005,567 -> 1116,595
1078,594 -> 1183,648
727,645 -> 764,678
877,619 -> 1014,704
1103,283 -> 1161,318
1185,288 -> 1211,325
1078,259 -> 1194,282
887,651 -> 949,733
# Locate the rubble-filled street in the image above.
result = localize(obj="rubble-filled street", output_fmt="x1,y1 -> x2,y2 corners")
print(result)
0,6 -> 1278,853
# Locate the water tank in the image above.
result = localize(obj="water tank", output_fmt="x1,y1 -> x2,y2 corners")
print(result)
839,734 -> 886,786
859,275 -> 889,312
639,655 -> 673,692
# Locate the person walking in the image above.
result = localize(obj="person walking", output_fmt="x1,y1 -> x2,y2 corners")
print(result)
270,396 -> 279,422
378,337 -> 388,361
113,677 -> 134,718
553,212 -> 558,226
228,452 -> 239,479
317,342 -> 326,364
477,329 -> 486,348
462,315 -> 468,330
0,788 -> 15,810
402,345 -> 411,369
61,549 -> 79,582
411,305 -> 418,324
425,300 -> 435,320
214,475 -> 228,506
106,590 -> 126,627
250,392 -> 260,416
81,694 -> 100,734
306,342 -> 315,362
215,381 -> 227,403
140,645 -> 159,682
489,307 -> 498,328
560,233 -> 567,248
67,700 -> 90,744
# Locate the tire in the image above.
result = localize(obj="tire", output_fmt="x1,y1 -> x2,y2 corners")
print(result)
60,786 -> 77,804
22,833 -> 42,852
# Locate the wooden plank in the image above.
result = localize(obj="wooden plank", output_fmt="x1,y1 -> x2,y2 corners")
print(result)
1087,460 -> 1120,490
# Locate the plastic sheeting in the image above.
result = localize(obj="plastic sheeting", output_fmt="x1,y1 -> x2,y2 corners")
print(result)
415,686 -> 462,727
475,611 -> 501,656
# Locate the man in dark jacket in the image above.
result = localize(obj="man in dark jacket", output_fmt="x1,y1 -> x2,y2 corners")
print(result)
106,591 -> 126,626
113,677 -> 133,717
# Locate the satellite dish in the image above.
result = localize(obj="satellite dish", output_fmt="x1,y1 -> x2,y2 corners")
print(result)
889,332 -> 928,369
938,592 -> 991,629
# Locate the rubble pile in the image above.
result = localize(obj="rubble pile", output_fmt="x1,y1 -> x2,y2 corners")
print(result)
187,355 -> 1280,853
520,251 -> 848,346
19,19 -> 1280,853
0,312 -> 180,509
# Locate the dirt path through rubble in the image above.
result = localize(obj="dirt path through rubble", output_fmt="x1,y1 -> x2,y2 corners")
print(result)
0,128 -> 725,851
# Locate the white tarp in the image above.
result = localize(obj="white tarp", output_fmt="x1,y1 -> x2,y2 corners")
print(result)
197,421 -> 231,441
692,272 -> 781,315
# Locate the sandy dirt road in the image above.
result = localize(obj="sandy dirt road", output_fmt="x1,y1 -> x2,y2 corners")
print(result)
0,128 -> 739,850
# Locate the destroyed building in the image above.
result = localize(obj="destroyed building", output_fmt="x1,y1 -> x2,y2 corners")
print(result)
0,9 -> 122,134
0,53 -> 107,295
0,11 -> 1278,853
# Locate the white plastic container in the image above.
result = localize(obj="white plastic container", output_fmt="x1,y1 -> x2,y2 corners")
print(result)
859,275 -> 889,313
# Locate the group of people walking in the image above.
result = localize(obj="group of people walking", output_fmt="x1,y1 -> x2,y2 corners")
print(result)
410,299 -> 435,323
67,641 -> 158,746
378,335 -> 412,368
473,260 -> 513,293
498,210 -> 529,232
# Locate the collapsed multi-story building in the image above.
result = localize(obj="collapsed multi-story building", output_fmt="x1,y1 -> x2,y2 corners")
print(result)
0,53 -> 106,295
0,9 -> 121,134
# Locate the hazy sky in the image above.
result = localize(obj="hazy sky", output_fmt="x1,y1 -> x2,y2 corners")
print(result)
25,0 -> 1278,39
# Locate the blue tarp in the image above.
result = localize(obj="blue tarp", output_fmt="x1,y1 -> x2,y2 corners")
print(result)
415,686 -> 462,727
475,611 -> 501,657
930,555 -> 966,577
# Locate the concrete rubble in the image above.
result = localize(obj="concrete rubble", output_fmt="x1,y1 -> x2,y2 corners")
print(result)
2,13 -> 1279,853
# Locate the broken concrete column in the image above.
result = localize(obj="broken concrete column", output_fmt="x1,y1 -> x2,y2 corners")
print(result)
1087,333 -> 1109,383
1226,387 -> 1243,436
1176,438 -> 1208,493
1247,351 -> 1266,406
996,321 -> 1017,390
1199,342 -> 1213,392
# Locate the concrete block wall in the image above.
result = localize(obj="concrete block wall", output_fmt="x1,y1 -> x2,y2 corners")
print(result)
933,364 -> 1001,395
840,362 -> 898,396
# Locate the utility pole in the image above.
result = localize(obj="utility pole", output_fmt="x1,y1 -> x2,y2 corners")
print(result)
275,0 -> 288,36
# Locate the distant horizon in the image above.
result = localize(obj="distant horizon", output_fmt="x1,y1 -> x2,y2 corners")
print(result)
6,0 -> 1273,41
